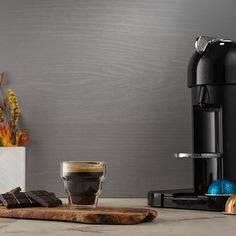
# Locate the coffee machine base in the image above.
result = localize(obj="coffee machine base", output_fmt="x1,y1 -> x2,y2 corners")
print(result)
148,189 -> 229,212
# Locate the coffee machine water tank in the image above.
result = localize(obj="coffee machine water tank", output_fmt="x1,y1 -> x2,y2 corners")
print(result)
187,36 -> 236,193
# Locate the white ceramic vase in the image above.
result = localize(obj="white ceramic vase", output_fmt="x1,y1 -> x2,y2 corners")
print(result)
0,147 -> 26,193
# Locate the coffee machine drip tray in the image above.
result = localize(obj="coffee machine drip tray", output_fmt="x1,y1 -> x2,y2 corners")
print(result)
148,189 -> 228,211
174,153 -> 222,159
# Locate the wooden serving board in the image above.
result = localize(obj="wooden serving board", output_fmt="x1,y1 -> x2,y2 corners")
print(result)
0,204 -> 157,225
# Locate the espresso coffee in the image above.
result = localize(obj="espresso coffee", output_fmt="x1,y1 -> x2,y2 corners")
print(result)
61,161 -> 106,207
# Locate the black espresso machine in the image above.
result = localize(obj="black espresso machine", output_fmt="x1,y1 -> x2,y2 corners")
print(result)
148,36 -> 236,211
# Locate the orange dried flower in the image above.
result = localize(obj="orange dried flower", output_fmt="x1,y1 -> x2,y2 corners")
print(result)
0,124 -> 30,147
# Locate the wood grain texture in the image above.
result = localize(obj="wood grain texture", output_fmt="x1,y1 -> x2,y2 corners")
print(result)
0,205 -> 157,225
0,0 -> 235,197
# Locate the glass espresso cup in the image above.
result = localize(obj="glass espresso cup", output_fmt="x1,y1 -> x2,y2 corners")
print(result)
61,161 -> 106,208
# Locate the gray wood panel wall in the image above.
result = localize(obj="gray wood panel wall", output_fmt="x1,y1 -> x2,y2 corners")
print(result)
0,0 -> 235,197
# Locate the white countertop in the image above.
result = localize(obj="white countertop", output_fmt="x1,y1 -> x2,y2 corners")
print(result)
0,198 -> 235,236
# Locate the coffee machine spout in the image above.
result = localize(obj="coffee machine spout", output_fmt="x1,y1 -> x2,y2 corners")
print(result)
197,86 -> 210,107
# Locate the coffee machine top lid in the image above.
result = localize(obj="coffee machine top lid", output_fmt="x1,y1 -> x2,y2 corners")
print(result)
188,36 -> 236,87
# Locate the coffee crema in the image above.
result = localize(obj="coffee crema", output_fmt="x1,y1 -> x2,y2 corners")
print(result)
62,161 -> 104,173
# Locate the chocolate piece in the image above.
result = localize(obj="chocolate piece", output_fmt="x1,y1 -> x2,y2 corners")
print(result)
27,190 -> 62,207
0,187 -> 22,205
8,187 -> 21,194
0,193 -> 41,208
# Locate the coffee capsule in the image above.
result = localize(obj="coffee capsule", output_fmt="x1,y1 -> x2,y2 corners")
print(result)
206,179 -> 236,196
224,195 -> 236,214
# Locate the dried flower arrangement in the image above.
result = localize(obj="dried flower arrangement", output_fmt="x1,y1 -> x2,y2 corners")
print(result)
0,72 -> 30,146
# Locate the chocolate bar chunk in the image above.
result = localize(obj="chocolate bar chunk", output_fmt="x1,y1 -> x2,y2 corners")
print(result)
8,187 -> 21,194
0,187 -> 21,205
0,192 -> 41,208
27,190 -> 62,207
